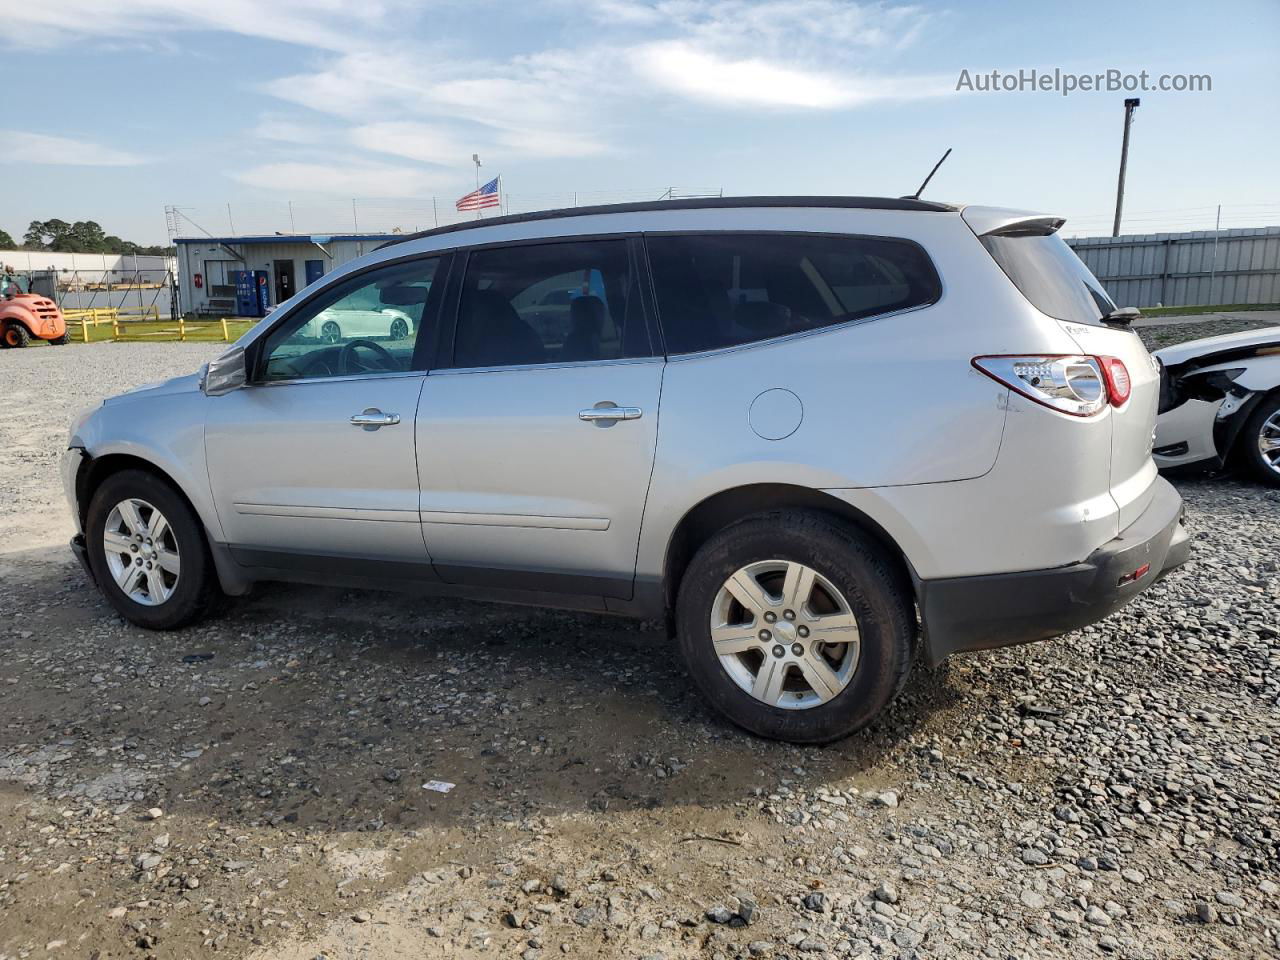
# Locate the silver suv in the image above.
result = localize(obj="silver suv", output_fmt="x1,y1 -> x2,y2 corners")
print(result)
64,197 -> 1189,743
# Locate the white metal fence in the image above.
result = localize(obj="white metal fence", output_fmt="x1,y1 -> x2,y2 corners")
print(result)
1067,226 -> 1280,308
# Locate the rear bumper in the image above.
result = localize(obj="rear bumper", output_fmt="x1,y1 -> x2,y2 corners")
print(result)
918,476 -> 1189,665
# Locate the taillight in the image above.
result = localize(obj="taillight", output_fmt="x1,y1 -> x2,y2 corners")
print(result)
1098,357 -> 1131,406
972,355 -> 1129,417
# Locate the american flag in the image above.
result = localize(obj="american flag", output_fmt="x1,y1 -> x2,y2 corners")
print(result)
456,176 -> 501,211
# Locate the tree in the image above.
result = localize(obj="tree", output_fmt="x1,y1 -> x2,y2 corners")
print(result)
20,218 -> 171,256
0,228 -> 14,248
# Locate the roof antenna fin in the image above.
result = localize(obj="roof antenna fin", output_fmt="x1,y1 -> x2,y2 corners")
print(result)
908,148 -> 951,200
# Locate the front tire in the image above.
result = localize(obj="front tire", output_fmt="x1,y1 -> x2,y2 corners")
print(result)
86,469 -> 220,629
50,330 -> 72,345
1239,392 -> 1280,487
2,323 -> 31,348
675,510 -> 914,744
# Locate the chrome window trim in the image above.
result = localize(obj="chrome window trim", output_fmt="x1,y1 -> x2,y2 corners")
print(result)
249,369 -> 428,389
427,354 -> 665,378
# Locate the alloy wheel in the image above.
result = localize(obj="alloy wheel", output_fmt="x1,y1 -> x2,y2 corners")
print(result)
102,498 -> 181,606
709,559 -> 861,710
1258,409 -> 1280,477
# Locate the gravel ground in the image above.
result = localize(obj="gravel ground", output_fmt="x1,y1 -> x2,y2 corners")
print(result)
1,335 -> 1278,960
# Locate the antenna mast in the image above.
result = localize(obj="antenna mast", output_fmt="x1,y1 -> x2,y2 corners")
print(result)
910,148 -> 952,200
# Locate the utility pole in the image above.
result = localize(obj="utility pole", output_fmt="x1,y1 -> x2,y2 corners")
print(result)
1208,203 -> 1222,304
1111,98 -> 1140,237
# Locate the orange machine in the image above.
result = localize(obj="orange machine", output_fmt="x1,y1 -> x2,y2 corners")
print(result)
0,273 -> 68,347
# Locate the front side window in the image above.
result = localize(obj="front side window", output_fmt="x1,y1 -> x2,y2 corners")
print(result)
258,257 -> 440,382
646,233 -> 941,354
449,239 -> 651,368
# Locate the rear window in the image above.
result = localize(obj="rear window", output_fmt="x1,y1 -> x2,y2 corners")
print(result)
646,233 -> 941,355
981,232 -> 1116,325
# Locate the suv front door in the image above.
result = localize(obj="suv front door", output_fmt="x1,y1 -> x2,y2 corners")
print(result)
205,254 -> 447,570
416,238 -> 663,598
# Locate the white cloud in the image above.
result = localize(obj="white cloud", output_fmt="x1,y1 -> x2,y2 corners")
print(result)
0,0 -> 405,52
231,160 -> 446,196
633,40 -> 948,108
0,0 -> 947,196
2,131 -> 148,166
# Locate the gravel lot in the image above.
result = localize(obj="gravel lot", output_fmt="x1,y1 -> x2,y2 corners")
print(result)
1,336 -> 1277,960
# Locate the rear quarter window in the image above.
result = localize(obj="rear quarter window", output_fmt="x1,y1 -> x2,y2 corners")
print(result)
980,232 -> 1116,326
646,233 -> 941,355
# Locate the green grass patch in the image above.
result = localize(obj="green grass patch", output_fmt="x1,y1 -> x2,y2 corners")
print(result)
68,319 -> 258,344
1140,303 -> 1280,317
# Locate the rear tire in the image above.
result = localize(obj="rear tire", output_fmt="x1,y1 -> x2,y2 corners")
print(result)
675,510 -> 914,744
1239,392 -> 1280,487
86,469 -> 221,629
50,330 -> 72,345
3,323 -> 31,348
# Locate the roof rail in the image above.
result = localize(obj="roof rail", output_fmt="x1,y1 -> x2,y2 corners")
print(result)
380,195 -> 958,248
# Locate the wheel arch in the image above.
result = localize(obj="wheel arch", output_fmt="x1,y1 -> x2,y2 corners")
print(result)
1219,385 -> 1280,462
77,452 -> 205,536
2,314 -> 34,337
660,483 -> 919,619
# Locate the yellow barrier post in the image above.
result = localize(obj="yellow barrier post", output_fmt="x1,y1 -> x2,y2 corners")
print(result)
80,316 -> 89,343
221,318 -> 229,342
179,316 -> 186,342
112,317 -> 120,341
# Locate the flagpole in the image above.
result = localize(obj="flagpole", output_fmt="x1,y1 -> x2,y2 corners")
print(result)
472,153 -> 482,220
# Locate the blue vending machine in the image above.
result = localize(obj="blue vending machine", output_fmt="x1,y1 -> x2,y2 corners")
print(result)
233,271 -> 260,317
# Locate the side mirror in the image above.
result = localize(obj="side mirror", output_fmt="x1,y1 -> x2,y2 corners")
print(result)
202,345 -> 247,396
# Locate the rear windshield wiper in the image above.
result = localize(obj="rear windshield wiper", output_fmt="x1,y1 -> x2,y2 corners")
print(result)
1099,306 -> 1142,328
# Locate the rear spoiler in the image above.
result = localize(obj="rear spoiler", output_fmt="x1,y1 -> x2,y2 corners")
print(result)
961,206 -> 1065,238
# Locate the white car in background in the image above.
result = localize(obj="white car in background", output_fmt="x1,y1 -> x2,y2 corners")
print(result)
1154,326 -> 1280,486
298,305 -> 416,343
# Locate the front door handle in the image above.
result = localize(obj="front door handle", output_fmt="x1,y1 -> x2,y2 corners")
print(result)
350,408 -> 401,430
579,405 -> 643,423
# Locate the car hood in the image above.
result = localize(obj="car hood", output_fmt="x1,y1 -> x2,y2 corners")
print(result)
103,372 -> 202,405
1154,325 -> 1280,366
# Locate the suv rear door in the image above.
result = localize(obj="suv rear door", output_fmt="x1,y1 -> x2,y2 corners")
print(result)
415,237 -> 663,599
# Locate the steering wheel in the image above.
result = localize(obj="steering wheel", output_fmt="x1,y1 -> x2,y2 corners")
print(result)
339,338 -> 398,375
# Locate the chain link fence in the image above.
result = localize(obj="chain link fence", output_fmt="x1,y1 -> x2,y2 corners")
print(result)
165,188 -> 725,239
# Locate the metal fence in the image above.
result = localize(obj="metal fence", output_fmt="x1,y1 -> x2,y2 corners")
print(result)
1067,226 -> 1280,308
165,187 -> 725,240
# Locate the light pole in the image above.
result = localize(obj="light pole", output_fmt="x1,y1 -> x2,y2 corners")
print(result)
1111,98 -> 1140,237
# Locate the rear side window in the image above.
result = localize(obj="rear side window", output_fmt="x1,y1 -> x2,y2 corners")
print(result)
981,232 -> 1117,325
646,233 -> 941,355
449,239 -> 652,368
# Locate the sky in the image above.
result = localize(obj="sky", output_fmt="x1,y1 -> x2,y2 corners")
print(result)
1,0 -> 1277,245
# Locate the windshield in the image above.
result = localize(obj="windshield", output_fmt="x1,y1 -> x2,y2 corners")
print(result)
981,232 -> 1116,326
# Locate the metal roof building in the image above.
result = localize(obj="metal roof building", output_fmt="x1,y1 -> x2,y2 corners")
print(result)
174,233 -> 397,316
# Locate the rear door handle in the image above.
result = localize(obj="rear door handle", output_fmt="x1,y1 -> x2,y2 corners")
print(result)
579,405 -> 643,422
350,408 -> 401,430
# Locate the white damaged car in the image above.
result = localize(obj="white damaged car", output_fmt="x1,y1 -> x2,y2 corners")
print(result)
1154,325 -> 1280,486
